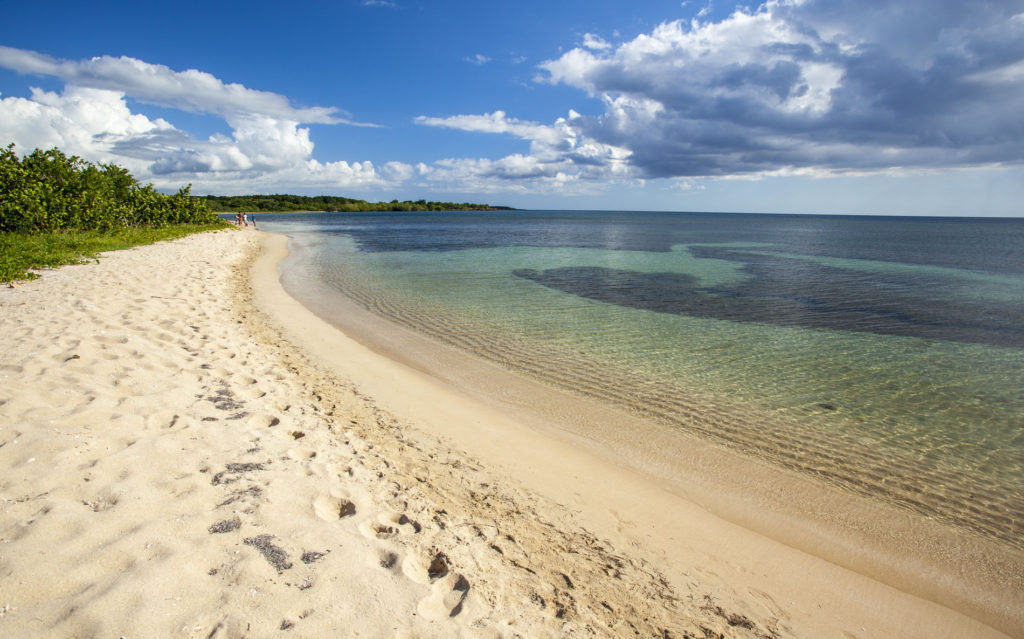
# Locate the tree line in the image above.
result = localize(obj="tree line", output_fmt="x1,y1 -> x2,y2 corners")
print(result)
0,143 -> 512,235
0,144 -> 223,232
204,194 -> 512,213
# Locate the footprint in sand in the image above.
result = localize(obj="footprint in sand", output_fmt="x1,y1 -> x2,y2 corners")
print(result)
417,573 -> 471,620
238,387 -> 267,400
248,414 -> 281,430
404,552 -> 470,620
287,448 -> 317,461
313,495 -> 356,520
401,550 -> 450,585
359,512 -> 420,540
233,376 -> 266,400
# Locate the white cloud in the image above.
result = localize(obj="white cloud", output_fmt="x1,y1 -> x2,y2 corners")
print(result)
535,0 -> 1024,178
544,9 -> 842,115
416,111 -> 566,147
414,110 -> 636,191
414,156 -> 599,195
407,0 -> 1024,194
582,33 -> 612,51
6,0 -> 1019,200
0,46 -> 626,197
0,83 -> 391,191
0,85 -> 175,175
0,46 -> 604,197
0,47 -> 392,192
0,46 -> 369,125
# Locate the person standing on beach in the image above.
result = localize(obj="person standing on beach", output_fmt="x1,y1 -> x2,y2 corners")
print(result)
249,213 -> 256,229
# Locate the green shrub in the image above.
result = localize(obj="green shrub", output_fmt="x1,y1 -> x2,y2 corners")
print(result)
0,143 -> 224,232
1,143 -> 230,281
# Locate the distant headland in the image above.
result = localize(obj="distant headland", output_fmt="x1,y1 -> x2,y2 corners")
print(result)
204,194 -> 514,213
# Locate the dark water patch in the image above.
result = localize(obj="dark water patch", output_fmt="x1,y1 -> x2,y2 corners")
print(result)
514,249 -> 1024,348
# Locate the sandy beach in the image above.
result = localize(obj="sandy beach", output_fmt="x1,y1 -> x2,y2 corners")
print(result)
1,229 -> 1020,638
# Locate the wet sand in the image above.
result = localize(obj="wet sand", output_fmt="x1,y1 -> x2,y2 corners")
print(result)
0,229 -> 1019,638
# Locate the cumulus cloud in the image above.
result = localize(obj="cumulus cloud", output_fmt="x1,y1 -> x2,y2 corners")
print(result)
0,46 -> 367,125
415,110 -> 636,191
0,85 -> 177,175
465,54 -> 492,65
0,47 -> 392,191
581,33 -> 613,51
413,157 -> 603,195
407,0 -> 1023,192
416,111 -> 566,146
4,0 -> 1020,198
534,0 -> 1024,178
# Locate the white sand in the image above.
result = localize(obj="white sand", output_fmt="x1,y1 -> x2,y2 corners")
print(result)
0,229 -> 1018,638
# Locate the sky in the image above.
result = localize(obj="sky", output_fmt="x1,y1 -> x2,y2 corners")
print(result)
1,0 -> 1023,216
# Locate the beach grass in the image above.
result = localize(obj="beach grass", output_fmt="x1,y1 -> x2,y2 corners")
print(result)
0,222 -> 232,282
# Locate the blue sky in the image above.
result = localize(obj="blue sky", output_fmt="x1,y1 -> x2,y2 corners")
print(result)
1,0 -> 1023,216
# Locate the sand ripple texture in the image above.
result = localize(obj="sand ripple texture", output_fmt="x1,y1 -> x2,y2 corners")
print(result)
0,230 -> 786,638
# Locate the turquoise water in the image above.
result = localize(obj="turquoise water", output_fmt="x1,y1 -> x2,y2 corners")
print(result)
262,211 -> 1024,548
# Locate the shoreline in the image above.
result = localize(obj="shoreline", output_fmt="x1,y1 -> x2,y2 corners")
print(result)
0,229 -> 1018,637
264,231 -> 1024,636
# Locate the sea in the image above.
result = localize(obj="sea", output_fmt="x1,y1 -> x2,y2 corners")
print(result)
256,210 -> 1024,550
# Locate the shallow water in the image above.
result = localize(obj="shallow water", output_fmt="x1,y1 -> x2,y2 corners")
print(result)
262,210 -> 1024,549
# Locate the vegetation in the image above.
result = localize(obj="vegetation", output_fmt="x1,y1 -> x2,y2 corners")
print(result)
204,193 -> 512,213
1,225 -> 228,282
0,142 -> 511,281
1,143 -> 229,281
